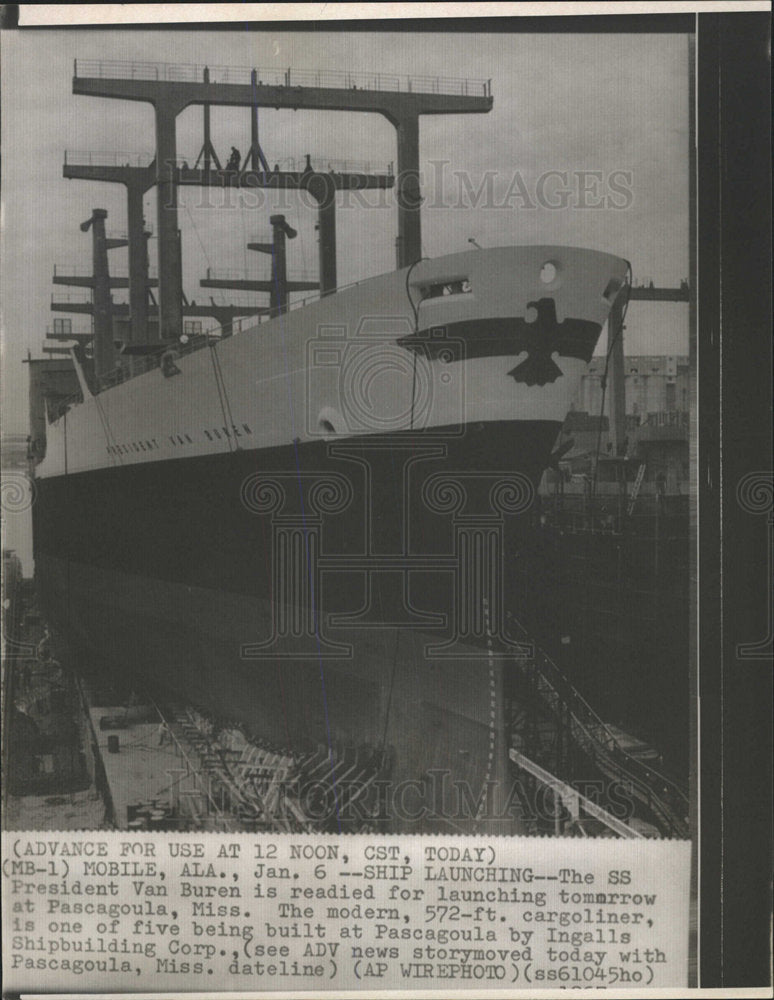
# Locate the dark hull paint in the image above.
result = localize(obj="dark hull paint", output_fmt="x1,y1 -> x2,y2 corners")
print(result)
33,420 -> 563,831
401,307 -> 601,367
37,556 -> 521,831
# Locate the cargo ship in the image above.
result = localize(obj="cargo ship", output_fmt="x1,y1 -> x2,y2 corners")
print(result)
26,61 -> 630,831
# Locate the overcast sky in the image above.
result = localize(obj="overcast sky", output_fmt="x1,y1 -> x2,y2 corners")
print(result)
1,27 -> 690,434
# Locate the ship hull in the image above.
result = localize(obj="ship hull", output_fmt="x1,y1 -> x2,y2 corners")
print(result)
36,559 -> 515,831
31,245 -> 629,831
34,420 -> 561,832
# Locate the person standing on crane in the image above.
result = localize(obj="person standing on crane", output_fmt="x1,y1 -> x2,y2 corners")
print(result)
227,146 -> 241,172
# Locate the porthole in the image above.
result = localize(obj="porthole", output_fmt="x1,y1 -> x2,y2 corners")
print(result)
539,259 -> 563,289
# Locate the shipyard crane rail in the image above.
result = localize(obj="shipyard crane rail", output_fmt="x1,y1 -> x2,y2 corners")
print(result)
54,263 -> 158,279
50,291 -> 94,304
199,292 -> 269,308
106,227 -> 153,240
507,614 -> 689,838
265,156 -> 394,175
72,54 -> 492,319
204,266 -> 319,283
46,326 -> 93,338
509,749 -> 644,838
74,59 -> 492,97
64,149 -> 394,176
64,150 -> 156,168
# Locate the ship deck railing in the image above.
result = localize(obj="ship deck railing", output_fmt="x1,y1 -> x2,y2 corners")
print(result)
74,59 -> 491,97
508,614 -> 689,838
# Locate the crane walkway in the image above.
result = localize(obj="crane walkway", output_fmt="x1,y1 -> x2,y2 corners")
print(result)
74,59 -> 491,97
